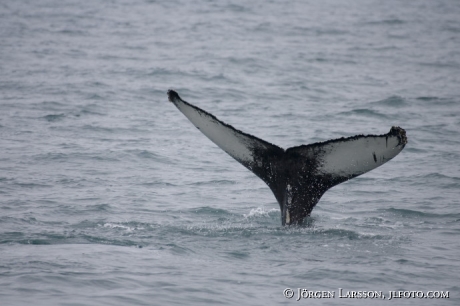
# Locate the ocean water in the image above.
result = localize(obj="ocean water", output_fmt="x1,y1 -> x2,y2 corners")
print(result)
1,0 -> 460,305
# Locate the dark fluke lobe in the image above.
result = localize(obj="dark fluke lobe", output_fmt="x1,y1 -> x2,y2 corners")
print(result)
167,90 -> 407,226
167,89 -> 180,102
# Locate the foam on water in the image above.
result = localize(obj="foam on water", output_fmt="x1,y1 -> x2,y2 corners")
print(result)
243,207 -> 279,218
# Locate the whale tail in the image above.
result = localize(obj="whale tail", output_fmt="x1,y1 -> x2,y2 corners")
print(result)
167,90 -> 407,225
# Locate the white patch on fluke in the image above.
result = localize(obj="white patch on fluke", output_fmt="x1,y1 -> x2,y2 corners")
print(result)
173,98 -> 255,164
286,184 -> 292,205
316,135 -> 402,178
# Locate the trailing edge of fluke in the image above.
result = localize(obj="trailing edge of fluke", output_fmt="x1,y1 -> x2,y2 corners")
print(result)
167,89 -> 407,226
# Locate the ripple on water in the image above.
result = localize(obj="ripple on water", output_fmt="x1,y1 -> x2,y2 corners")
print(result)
338,108 -> 388,119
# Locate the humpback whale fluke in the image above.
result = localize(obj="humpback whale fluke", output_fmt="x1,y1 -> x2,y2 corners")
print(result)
167,90 -> 407,225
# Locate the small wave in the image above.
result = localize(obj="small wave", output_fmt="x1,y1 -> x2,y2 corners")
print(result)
102,222 -> 144,232
315,28 -> 349,36
127,148 -> 169,161
78,106 -> 105,116
85,81 -> 109,88
57,29 -> 87,36
364,19 -> 405,26
404,147 -> 427,154
417,172 -> 460,189
162,243 -> 194,255
135,149 -> 171,162
416,96 -> 439,101
311,228 -> 389,241
174,222 -> 249,237
82,125 -> 114,133
85,94 -> 105,100
226,3 -> 250,13
35,100 -> 67,110
224,250 -> 250,259
78,234 -> 141,247
15,182 -> 52,189
371,96 -> 406,107
43,113 -> 66,122
386,208 -> 460,219
339,108 -> 388,118
140,181 -> 177,187
443,25 -> 460,33
186,179 -> 236,187
146,67 -> 180,77
190,206 -> 232,216
420,172 -> 460,181
3,232 -> 74,246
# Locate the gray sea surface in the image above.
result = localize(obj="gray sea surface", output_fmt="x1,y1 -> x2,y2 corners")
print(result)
1,0 -> 460,305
